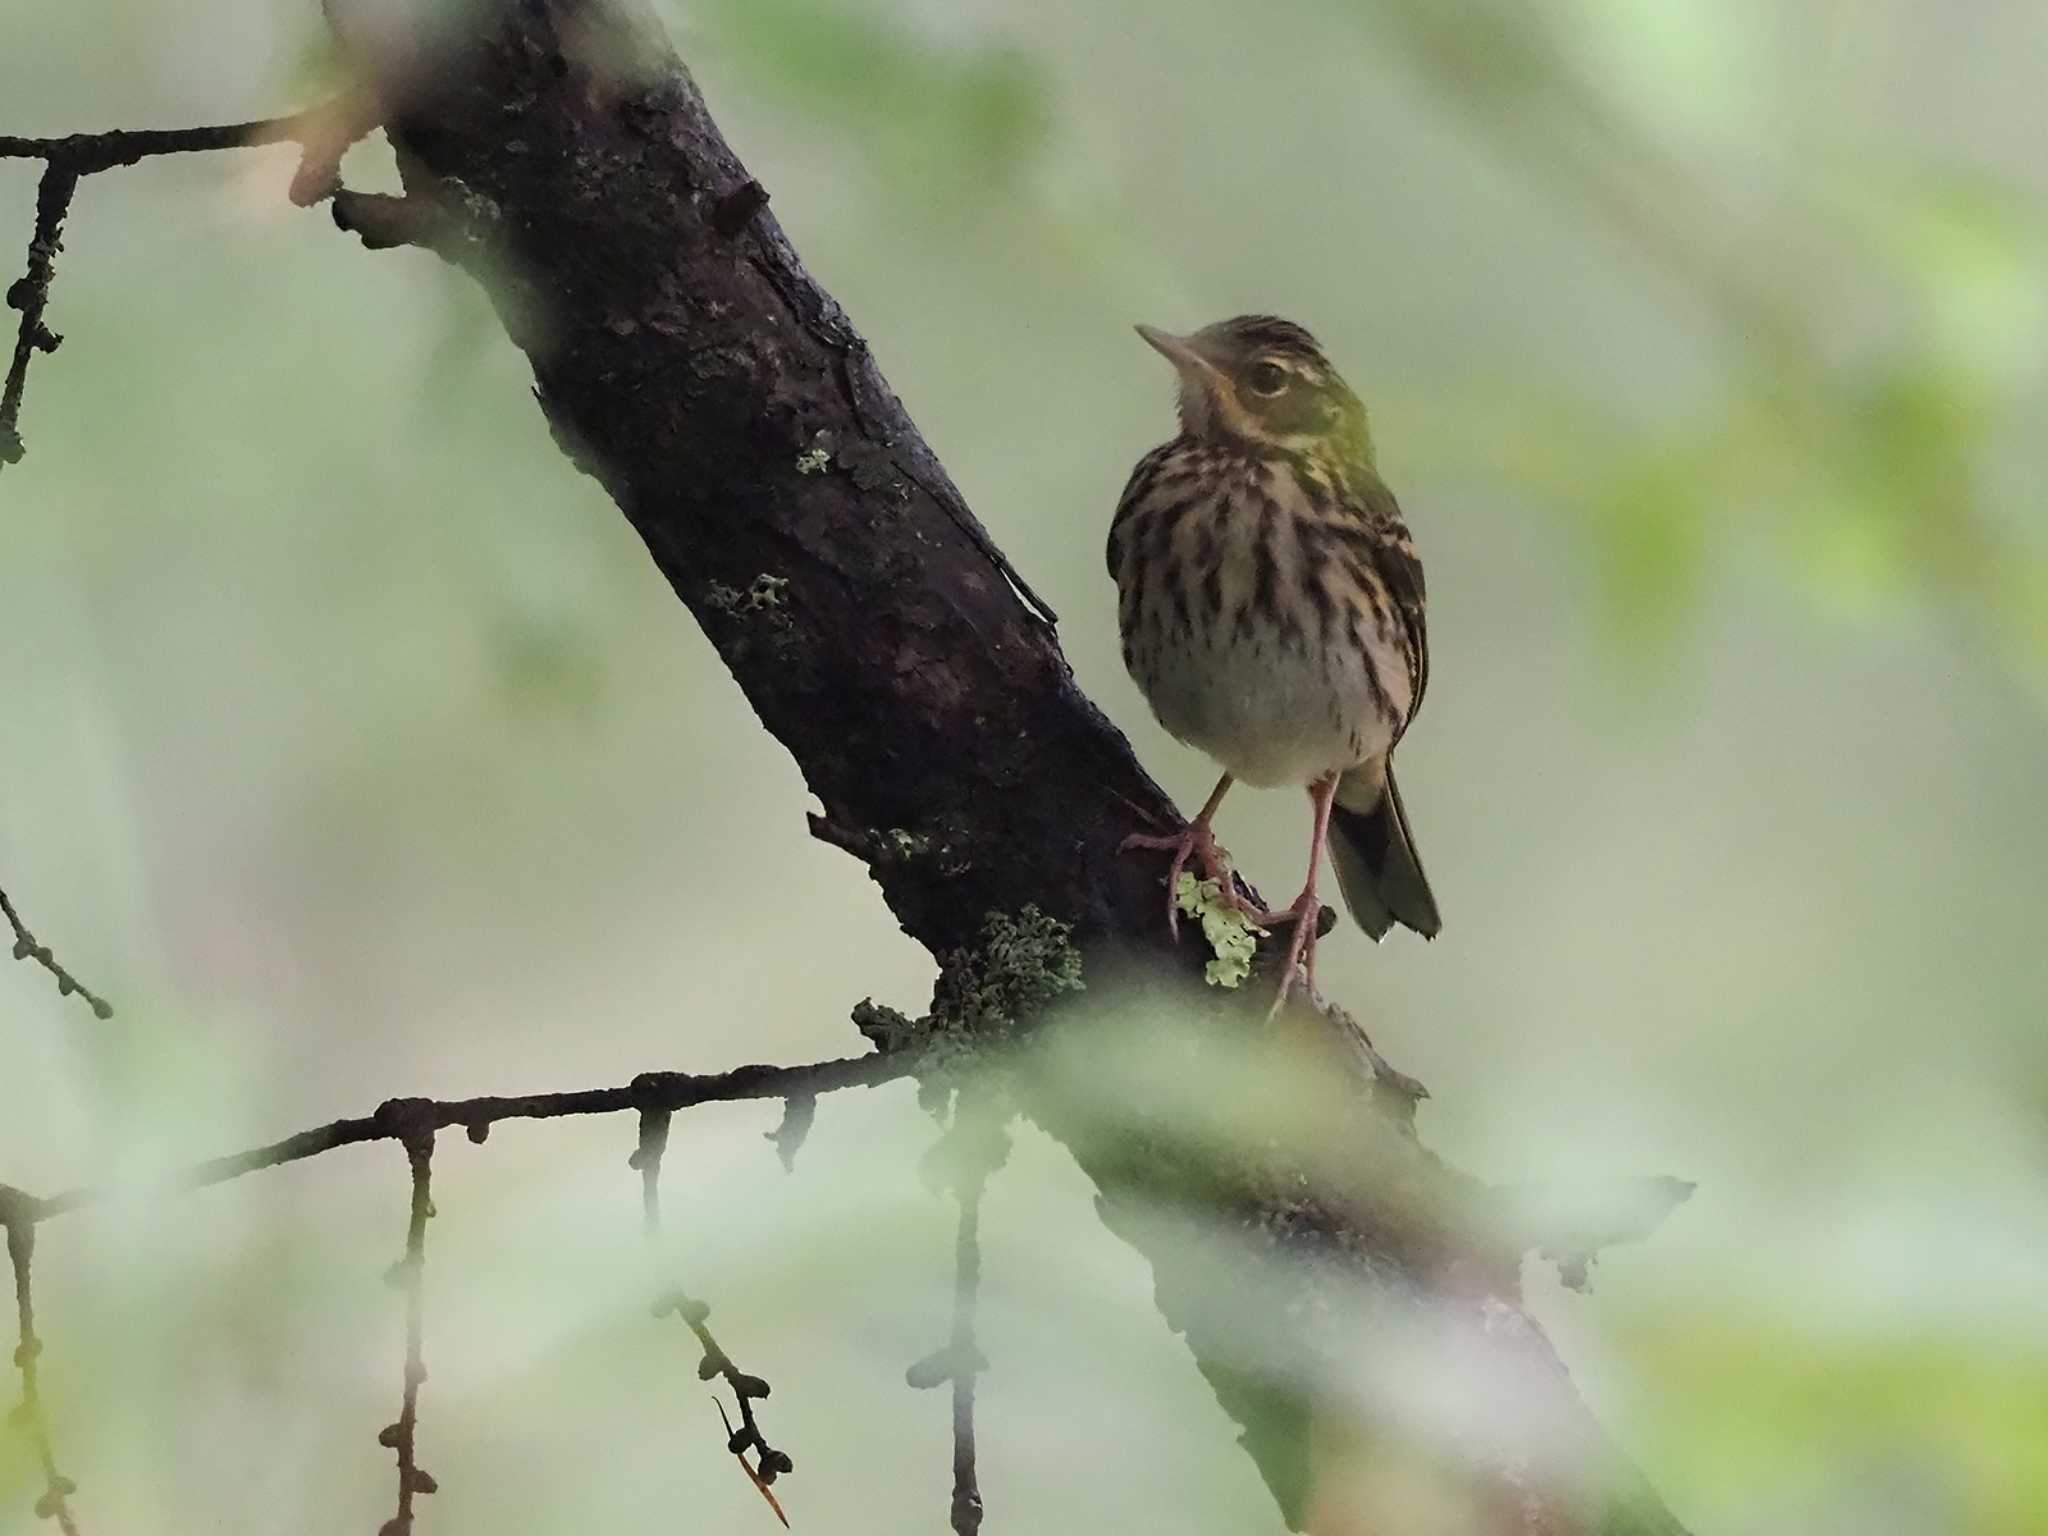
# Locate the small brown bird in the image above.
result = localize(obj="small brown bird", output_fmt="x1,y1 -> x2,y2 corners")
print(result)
1108,316 -> 1441,1009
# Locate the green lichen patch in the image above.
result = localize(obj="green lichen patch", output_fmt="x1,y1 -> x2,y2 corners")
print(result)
852,905 -> 1085,1130
795,446 -> 831,475
928,904 -> 1084,1045
852,997 -> 922,1055
1175,873 -> 1262,989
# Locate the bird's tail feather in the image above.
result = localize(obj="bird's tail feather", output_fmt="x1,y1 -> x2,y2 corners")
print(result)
1328,764 -> 1441,941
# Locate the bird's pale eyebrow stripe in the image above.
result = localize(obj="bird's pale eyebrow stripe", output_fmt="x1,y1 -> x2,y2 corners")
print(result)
1259,355 -> 1323,384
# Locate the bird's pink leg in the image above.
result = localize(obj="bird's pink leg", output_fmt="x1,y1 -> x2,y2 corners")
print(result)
1266,772 -> 1341,1020
1120,772 -> 1239,939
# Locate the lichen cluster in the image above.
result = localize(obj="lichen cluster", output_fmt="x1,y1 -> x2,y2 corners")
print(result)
1173,873 -> 1261,989
706,572 -> 790,614
852,905 -> 1085,1182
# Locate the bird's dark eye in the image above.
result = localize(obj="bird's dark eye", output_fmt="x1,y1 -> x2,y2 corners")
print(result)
1246,360 -> 1289,397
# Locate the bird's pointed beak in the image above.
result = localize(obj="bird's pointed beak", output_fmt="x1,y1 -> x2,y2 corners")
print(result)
1134,324 -> 1219,382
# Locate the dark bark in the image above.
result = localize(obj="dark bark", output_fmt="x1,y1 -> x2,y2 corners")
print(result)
319,3 -> 1690,1530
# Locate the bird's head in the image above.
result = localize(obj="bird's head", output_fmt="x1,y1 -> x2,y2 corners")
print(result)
1136,315 -> 1372,464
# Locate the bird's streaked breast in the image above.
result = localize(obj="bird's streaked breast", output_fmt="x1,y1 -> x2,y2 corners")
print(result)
1110,446 -> 1415,785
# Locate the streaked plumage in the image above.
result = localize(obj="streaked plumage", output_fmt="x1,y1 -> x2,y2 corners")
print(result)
1109,316 -> 1439,1009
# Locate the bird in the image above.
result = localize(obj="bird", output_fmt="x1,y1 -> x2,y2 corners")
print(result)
1107,315 -> 1441,1012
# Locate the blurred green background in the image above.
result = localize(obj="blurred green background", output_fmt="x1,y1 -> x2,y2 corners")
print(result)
3,0 -> 2045,1531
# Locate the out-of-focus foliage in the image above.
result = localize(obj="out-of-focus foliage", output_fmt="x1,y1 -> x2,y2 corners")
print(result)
1339,0 -> 2048,689
685,0 -> 1053,208
2,0 -> 2044,1533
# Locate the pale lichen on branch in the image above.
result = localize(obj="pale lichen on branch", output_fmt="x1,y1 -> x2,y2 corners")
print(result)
855,905 -> 1085,1121
1174,873 -> 1262,989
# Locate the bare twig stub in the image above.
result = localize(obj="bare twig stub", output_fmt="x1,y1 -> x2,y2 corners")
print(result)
763,1094 -> 816,1172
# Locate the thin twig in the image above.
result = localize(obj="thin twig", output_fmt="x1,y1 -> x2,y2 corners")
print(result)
0,883 -> 112,1019
16,1049 -> 917,1227
905,1102 -> 1004,1535
2,1198 -> 82,1535
377,1127 -> 437,1535
0,115 -> 318,173
0,164 -> 76,469
634,1110 -> 794,1515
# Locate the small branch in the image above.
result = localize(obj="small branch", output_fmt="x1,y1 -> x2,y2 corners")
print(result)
1,1193 -> 82,1535
633,1109 -> 794,1516
0,1048 -> 914,1532
0,101 -> 362,469
377,1126 -> 437,1535
18,1049 -> 916,1227
0,882 -> 112,1020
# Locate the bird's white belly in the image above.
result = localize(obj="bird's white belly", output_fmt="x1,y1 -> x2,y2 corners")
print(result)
1143,624 -> 1400,788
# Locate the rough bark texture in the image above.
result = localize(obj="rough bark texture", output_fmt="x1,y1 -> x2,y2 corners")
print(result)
322,3 -> 1690,1530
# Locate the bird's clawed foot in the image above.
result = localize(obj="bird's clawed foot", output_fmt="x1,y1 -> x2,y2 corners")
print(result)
1260,889 -> 1326,1022
1124,774 -> 1341,1020
1120,820 -> 1243,939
